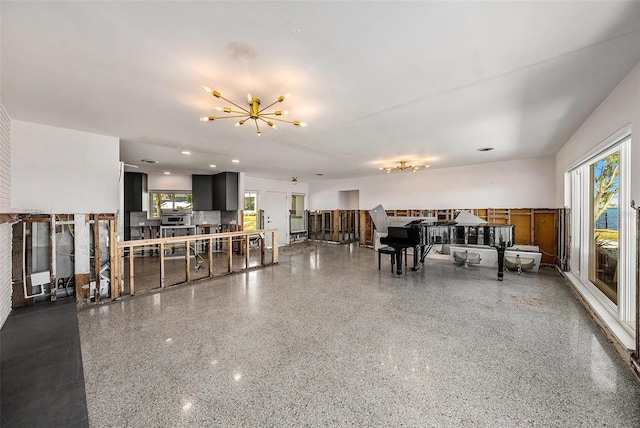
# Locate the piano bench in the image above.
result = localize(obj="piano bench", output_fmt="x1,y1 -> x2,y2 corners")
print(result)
378,246 -> 406,273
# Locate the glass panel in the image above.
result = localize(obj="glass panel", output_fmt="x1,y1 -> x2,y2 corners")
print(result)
290,194 -> 305,232
150,193 -> 192,217
589,152 -> 618,303
243,192 -> 257,231
172,193 -> 192,210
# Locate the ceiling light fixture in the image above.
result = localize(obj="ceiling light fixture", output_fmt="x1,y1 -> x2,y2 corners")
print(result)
141,159 -> 158,164
379,161 -> 430,173
477,147 -> 495,152
232,159 -> 240,163
181,151 -> 191,155
209,164 -> 216,168
200,86 -> 307,136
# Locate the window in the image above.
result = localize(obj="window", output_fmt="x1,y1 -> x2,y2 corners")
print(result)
567,126 -> 634,330
590,151 -> 619,303
243,192 -> 258,231
149,193 -> 192,218
290,194 -> 305,232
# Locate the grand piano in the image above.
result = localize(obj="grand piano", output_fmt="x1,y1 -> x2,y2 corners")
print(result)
373,206 -> 515,279
379,219 -> 432,275
426,223 -> 515,280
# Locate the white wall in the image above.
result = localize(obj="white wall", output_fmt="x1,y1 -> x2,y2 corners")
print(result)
147,174 -> 192,192
555,62 -> 640,206
244,175 -> 309,208
11,121 -> 120,213
338,190 -> 359,210
553,62 -> 639,351
309,157 -> 556,210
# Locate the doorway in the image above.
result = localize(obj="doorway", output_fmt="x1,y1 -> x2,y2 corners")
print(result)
264,191 -> 289,247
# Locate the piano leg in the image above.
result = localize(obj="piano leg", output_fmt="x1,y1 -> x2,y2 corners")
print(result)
495,245 -> 506,281
395,248 -> 404,275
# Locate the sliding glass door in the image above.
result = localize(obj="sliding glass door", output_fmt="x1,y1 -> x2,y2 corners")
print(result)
589,151 -> 619,303
567,127 -> 634,330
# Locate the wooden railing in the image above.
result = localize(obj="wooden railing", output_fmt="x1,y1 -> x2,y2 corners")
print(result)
113,229 -> 278,297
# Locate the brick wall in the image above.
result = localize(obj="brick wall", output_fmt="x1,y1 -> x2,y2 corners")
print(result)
0,104 -> 12,327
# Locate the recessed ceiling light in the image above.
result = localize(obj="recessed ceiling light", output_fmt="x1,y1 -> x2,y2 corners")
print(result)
164,171 -> 171,175
141,159 -> 158,164
477,147 -> 495,152
316,173 -> 325,176
232,159 -> 240,163
209,164 -> 216,168
181,151 -> 191,155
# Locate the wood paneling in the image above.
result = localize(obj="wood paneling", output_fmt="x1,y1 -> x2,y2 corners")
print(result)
357,207 -> 560,266
534,211 -> 556,264
510,209 -> 533,245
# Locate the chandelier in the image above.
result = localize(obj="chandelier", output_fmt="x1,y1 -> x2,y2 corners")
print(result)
379,161 -> 430,173
200,86 -> 307,136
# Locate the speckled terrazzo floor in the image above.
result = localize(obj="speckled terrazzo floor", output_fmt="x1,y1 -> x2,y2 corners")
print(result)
78,243 -> 640,427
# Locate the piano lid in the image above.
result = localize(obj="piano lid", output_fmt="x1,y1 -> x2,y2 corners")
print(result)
454,210 -> 488,226
369,204 -> 438,233
368,204 -> 389,233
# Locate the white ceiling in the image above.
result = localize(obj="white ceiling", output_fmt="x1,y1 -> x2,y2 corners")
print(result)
2,1 -> 640,181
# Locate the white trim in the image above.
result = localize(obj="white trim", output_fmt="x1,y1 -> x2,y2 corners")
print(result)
564,124 -> 631,171
565,272 -> 635,350
618,139 -> 635,324
565,129 -> 636,350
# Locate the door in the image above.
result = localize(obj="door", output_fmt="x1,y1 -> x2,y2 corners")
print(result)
264,191 -> 289,247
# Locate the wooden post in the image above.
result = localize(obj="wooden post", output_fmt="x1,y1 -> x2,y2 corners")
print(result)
345,211 -> 349,240
93,215 -> 101,302
74,214 -> 91,305
359,211 -> 367,246
208,237 -> 214,277
332,210 -> 340,242
128,245 -> 135,295
227,236 -> 233,273
160,242 -> 165,288
344,210 -> 348,241
185,240 -> 191,283
312,212 -> 317,240
272,230 -> 278,263
245,234 -> 250,269
530,208 -> 535,245
344,211 -> 349,240
49,215 -> 57,301
109,218 -> 118,299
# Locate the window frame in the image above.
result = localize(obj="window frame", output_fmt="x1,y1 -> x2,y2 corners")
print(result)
566,125 -> 634,332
